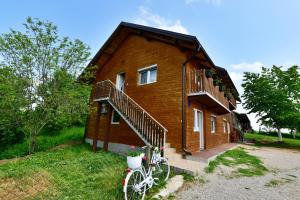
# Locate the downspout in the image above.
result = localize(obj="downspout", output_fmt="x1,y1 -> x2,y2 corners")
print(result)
181,43 -> 202,158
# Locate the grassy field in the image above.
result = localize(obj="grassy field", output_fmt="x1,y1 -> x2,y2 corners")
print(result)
245,133 -> 300,150
0,127 -> 178,200
205,147 -> 267,177
0,127 -> 84,159
0,144 -> 127,200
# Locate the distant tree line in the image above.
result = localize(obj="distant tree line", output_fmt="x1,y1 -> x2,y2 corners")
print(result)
0,17 -> 92,153
242,65 -> 300,141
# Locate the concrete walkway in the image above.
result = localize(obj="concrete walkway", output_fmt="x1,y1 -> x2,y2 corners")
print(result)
165,143 -> 239,175
187,143 -> 238,163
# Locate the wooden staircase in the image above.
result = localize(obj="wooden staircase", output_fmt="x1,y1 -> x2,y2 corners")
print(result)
94,80 -> 167,148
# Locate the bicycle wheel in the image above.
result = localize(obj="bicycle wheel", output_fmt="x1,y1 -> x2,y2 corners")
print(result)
124,169 -> 146,200
152,157 -> 170,184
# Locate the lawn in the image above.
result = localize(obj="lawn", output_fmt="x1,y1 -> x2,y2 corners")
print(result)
0,144 -> 127,200
205,147 -> 267,177
245,133 -> 300,150
0,127 -> 84,159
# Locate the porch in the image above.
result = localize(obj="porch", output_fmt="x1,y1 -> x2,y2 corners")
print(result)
186,143 -> 238,163
165,142 -> 239,175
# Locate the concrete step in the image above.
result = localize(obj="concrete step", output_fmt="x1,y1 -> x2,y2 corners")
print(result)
164,143 -> 171,148
164,147 -> 176,154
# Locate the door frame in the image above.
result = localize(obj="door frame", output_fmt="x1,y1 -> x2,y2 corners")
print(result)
116,72 -> 125,91
194,108 -> 204,150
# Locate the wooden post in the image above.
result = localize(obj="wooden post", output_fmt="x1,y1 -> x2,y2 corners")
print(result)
103,105 -> 113,151
145,145 -> 151,168
93,102 -> 101,152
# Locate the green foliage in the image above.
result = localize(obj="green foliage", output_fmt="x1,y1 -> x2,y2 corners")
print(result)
0,67 -> 27,149
242,65 -> 300,136
205,148 -> 267,177
205,69 -> 214,78
0,17 -> 91,153
0,127 -> 84,159
127,149 -> 142,157
0,144 -> 127,199
44,70 -> 90,131
245,133 -> 300,150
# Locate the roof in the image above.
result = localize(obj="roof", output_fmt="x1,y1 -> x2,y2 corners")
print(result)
79,21 -> 240,101
78,22 -> 214,81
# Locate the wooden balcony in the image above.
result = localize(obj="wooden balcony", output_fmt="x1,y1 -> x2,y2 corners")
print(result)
188,69 -> 231,115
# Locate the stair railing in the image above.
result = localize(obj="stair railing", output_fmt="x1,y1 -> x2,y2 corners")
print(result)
94,80 -> 167,148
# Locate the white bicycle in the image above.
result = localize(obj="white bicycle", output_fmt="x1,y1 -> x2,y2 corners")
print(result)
123,146 -> 170,200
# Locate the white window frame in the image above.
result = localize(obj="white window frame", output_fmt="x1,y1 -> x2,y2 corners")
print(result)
111,110 -> 120,124
193,109 -> 203,132
138,64 -> 157,85
211,115 -> 216,134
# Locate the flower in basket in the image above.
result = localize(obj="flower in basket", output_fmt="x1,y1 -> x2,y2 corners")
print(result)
127,150 -> 142,157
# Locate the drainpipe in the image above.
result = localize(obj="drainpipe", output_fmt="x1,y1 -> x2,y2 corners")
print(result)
181,43 -> 202,157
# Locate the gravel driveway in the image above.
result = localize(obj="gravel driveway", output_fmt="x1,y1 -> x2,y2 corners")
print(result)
175,145 -> 300,200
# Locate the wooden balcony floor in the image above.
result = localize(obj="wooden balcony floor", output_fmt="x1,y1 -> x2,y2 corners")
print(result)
188,92 -> 231,115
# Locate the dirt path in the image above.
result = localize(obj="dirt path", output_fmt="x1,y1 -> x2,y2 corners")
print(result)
175,145 -> 300,200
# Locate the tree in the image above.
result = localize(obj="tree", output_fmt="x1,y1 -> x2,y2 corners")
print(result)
0,17 -> 91,153
242,65 -> 300,141
0,67 -> 27,149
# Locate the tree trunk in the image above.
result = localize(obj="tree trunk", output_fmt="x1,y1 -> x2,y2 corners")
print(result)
277,128 -> 283,142
28,132 -> 37,154
291,129 -> 296,139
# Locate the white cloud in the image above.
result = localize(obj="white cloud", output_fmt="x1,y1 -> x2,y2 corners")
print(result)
185,0 -> 222,6
231,61 -> 264,73
228,61 -> 265,131
134,6 -> 189,34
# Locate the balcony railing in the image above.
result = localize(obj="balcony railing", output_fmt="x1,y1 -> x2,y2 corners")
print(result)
188,69 -> 231,114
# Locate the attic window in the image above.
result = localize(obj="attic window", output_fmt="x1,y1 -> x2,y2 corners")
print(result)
138,65 -> 157,85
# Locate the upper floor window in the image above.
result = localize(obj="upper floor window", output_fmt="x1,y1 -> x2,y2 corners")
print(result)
138,65 -> 157,85
211,115 -> 216,133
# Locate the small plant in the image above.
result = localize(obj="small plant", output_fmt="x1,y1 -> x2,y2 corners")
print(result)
127,151 -> 142,157
219,84 -> 225,92
127,146 -> 142,157
213,79 -> 220,86
205,69 -> 213,78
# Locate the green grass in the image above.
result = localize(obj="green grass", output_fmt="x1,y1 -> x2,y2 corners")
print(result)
205,147 -> 267,177
0,127 -> 84,159
0,144 -> 127,200
245,133 -> 300,150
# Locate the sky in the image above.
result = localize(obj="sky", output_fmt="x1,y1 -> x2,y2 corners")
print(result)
1,0 -> 300,130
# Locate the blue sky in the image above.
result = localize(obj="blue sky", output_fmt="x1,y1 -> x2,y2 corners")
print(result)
1,0 -> 300,129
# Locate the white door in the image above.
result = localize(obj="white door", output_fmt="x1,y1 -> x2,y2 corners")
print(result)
198,111 -> 204,150
116,73 -> 125,91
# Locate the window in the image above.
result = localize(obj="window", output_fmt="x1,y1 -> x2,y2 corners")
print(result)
211,116 -> 216,133
111,110 -> 120,124
193,109 -> 203,132
138,65 -> 157,85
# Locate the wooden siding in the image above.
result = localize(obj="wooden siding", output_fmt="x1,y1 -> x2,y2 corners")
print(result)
185,61 -> 232,152
86,34 -> 185,150
86,33 -> 237,153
